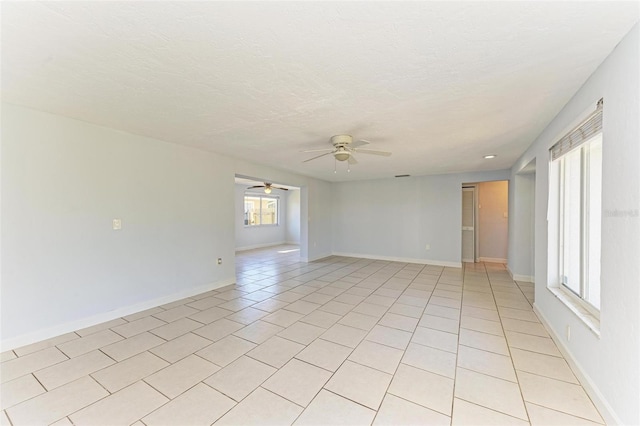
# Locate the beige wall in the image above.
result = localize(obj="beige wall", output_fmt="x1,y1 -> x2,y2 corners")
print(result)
478,180 -> 509,261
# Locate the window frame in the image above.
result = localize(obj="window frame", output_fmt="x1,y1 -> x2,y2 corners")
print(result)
555,135 -> 602,318
243,193 -> 280,227
548,99 -> 603,330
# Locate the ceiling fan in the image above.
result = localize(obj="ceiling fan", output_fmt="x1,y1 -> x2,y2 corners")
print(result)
302,135 -> 392,167
247,182 -> 288,194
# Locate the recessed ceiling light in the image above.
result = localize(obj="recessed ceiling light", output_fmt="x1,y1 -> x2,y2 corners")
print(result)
484,154 -> 497,159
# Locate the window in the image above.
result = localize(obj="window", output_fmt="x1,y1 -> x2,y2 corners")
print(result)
551,99 -> 602,313
244,194 -> 279,226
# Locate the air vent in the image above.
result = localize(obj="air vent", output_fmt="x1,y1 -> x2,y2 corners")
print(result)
395,174 -> 411,178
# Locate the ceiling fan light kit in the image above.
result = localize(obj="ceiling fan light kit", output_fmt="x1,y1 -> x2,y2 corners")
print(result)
334,150 -> 351,162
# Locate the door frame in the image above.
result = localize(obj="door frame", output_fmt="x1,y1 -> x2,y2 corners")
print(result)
462,185 -> 478,263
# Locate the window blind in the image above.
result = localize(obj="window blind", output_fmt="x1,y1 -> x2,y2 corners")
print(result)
550,98 -> 603,161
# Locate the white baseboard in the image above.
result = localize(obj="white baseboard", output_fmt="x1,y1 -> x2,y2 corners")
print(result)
285,240 -> 300,245
302,252 -> 333,263
235,241 -> 286,252
1,277 -> 236,351
507,265 -> 534,282
513,274 -> 534,282
478,256 -> 507,263
533,304 -> 620,426
331,252 -> 462,268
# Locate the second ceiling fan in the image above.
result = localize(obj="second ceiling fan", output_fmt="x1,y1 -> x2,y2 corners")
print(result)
247,182 -> 288,194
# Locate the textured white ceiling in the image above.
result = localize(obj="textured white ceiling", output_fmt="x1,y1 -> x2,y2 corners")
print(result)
2,2 -> 638,182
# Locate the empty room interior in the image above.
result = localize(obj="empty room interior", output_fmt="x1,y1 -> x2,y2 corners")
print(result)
1,2 -> 639,425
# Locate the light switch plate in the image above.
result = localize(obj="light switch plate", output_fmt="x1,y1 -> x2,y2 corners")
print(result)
113,219 -> 122,230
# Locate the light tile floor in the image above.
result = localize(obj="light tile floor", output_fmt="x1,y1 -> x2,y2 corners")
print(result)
1,245 -> 604,425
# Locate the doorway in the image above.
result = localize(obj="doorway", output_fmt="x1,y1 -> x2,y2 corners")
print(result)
234,176 -> 301,253
461,180 -> 509,264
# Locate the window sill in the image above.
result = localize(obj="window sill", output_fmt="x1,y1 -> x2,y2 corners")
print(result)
547,286 -> 600,337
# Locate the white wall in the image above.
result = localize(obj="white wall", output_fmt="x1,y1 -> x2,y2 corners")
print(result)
308,179 -> 333,259
1,105 -> 335,349
1,104 -> 236,347
331,170 -> 510,266
477,180 -> 508,262
508,172 -> 535,280
286,189 -> 301,244
508,24 -> 639,425
235,184 -> 287,250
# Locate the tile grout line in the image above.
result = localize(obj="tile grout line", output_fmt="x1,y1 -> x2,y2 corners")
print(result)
296,262 -> 434,424
484,262 -> 532,424
372,262 -> 443,424
455,396 -> 533,423
2,410 -> 15,426
524,400 -> 606,425
59,375 -> 121,423
1,373 -> 48,411
448,261 -> 467,422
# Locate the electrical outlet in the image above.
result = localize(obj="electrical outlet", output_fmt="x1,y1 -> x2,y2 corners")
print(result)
112,219 -> 122,230
217,258 -> 222,265
425,244 -> 431,250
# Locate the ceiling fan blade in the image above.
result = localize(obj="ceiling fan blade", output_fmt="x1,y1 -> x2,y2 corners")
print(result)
303,152 -> 333,163
301,148 -> 334,153
353,148 -> 392,156
350,139 -> 370,148
247,185 -> 265,189
273,186 -> 289,191
348,155 -> 358,165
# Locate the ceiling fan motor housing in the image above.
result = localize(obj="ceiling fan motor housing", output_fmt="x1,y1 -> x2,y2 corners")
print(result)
331,134 -> 353,147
